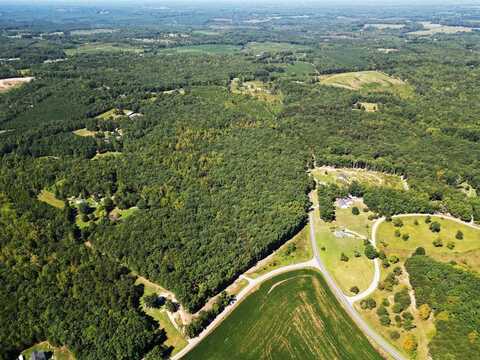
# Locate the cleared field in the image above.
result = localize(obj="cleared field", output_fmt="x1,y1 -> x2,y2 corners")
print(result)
318,71 -> 413,98
65,43 -> 143,56
312,166 -> 407,191
159,44 -> 240,54
185,269 -> 382,360
38,189 -> 65,209
365,23 -> 405,30
355,102 -> 379,112
230,79 -> 282,103
335,198 -> 374,238
92,151 -> 122,160
22,342 -> 74,360
312,191 -> 375,293
95,108 -> 133,120
377,215 -> 480,272
282,61 -> 316,78
138,279 -> 188,355
71,29 -> 116,36
243,41 -> 309,54
246,226 -> 313,278
0,77 -> 34,93
408,22 -> 473,36
192,30 -> 221,36
73,128 -> 96,137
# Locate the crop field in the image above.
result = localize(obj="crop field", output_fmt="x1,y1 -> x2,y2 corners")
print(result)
377,215 -> 480,272
312,166 -> 407,190
242,41 -> 309,54
246,226 -> 312,278
37,189 -> 65,209
318,71 -> 413,98
159,44 -> 241,54
65,43 -> 143,56
185,269 -> 382,360
408,22 -> 473,36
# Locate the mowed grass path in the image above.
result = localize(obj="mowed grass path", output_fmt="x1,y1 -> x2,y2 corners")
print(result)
378,215 -> 480,272
185,269 -> 382,360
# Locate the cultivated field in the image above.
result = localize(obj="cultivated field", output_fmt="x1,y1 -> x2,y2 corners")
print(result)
318,71 -> 413,98
185,269 -> 382,360
312,166 -> 407,191
408,22 -> 473,36
0,77 -> 34,93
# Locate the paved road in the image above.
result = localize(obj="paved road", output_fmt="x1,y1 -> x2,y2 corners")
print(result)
308,210 -> 406,360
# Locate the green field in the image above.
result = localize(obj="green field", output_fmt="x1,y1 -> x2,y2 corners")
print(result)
159,44 -> 240,55
73,128 -> 96,137
65,43 -> 143,56
283,62 -> 316,78
185,269 -> 382,360
246,226 -> 312,278
37,189 -> 65,209
335,198 -> 374,238
243,41 -> 309,55
318,71 -> 414,98
378,215 -> 480,272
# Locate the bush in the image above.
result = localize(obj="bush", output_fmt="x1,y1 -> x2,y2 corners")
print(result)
340,253 -> 349,262
353,250 -> 361,257
432,238 -> 443,247
413,247 -> 426,256
382,298 -> 390,307
456,230 -> 464,240
447,241 -> 455,250
413,219 -> 419,226
144,294 -> 165,309
402,233 -> 410,241
425,215 -> 432,224
418,303 -> 431,320
393,266 -> 402,276
389,255 -> 399,264
350,286 -> 360,294
360,298 -> 377,310
394,229 -> 401,237
429,221 -> 441,233
376,305 -> 389,317
352,207 -> 360,215
382,258 -> 390,268
165,299 -> 178,313
379,315 -> 391,326
364,244 -> 379,259
393,218 -> 404,227
389,330 -> 400,340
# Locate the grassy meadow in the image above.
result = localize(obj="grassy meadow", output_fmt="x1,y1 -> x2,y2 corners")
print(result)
37,189 -> 65,209
185,269 -> 382,360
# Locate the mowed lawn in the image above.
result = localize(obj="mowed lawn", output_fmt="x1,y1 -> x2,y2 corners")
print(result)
377,215 -> 480,272
185,269 -> 382,360
38,189 -> 64,209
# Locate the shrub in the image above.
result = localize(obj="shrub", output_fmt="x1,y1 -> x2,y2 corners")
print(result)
340,253 -> 349,262
402,334 -> 418,353
393,218 -> 404,227
144,294 -> 165,309
361,298 -> 377,310
429,221 -> 441,232
418,304 -> 431,320
394,229 -> 401,237
447,241 -> 455,250
382,298 -> 390,307
376,305 -> 389,317
413,247 -> 426,256
389,330 -> 400,340
413,219 -> 419,226
402,311 -> 414,321
165,299 -> 178,313
432,238 -> 443,247
393,266 -> 402,276
389,255 -> 399,264
425,215 -> 432,224
382,258 -> 390,268
352,207 -> 360,215
353,250 -> 361,257
364,244 -> 379,259
456,230 -> 464,240
350,286 -> 360,294
402,233 -> 410,241
379,315 -> 391,326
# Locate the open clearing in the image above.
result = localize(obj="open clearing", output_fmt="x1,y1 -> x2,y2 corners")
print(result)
22,342 -> 74,360
312,191 -> 375,293
242,41 -> 309,55
355,102 -> 379,112
159,44 -> 240,55
65,43 -> 143,56
137,278 -> 188,355
312,166 -> 407,191
71,29 -> 117,36
73,128 -> 96,137
38,189 -> 65,209
185,269 -> 382,360
230,78 -> 282,103
364,23 -> 405,30
246,226 -> 313,278
0,77 -> 34,93
318,71 -> 413,98
408,22 -> 473,36
92,151 -> 122,160
378,215 -> 480,272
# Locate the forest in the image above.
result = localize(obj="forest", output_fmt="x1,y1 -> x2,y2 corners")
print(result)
3,2 -> 480,359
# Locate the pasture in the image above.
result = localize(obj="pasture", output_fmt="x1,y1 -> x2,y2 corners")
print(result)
318,71 -> 413,98
73,128 -> 96,137
185,269 -> 382,360
312,166 -> 407,191
377,215 -> 480,273
242,41 -> 309,54
408,22 -> 473,36
158,44 -> 240,55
